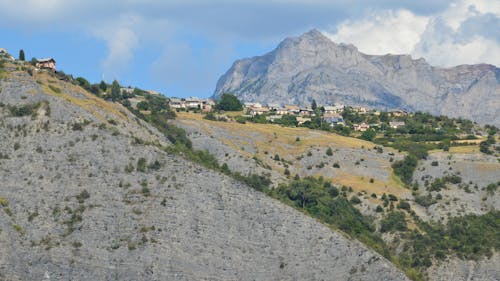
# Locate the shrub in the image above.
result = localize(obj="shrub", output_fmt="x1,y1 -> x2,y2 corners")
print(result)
8,102 -> 41,117
76,190 -> 90,204
333,162 -> 340,168
380,211 -> 407,232
350,195 -> 361,204
137,158 -> 147,172
0,197 -> 8,207
414,194 -> 436,207
397,200 -> 411,211
48,85 -> 61,93
326,147 -> 333,156
431,161 -> 439,166
388,194 -> 398,201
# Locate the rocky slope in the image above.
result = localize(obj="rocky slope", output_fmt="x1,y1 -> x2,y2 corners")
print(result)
214,29 -> 500,126
0,64 -> 409,280
173,112 -> 500,281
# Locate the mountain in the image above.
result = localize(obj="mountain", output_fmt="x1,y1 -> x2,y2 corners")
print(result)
0,61 -> 408,279
214,29 -> 500,126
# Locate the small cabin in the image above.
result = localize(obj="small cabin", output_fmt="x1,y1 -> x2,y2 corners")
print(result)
36,58 -> 56,71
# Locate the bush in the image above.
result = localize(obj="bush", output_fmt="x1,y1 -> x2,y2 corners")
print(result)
392,155 -> 418,185
350,195 -> 361,204
326,147 -> 333,156
137,158 -> 147,172
333,162 -> 340,168
380,211 -> 407,232
76,190 -> 90,204
431,161 -> 439,166
8,102 -> 41,117
397,200 -> 411,211
414,194 -> 436,207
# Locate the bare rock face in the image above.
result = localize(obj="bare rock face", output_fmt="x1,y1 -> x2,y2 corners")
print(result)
427,253 -> 500,281
0,69 -> 408,280
214,29 -> 500,126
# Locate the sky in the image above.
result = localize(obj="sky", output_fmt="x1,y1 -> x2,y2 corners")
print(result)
0,0 -> 498,98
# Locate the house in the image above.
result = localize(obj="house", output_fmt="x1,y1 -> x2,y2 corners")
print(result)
266,115 -> 282,122
267,103 -> 281,111
146,90 -> 161,95
323,116 -> 345,126
249,107 -> 270,116
185,97 -> 204,109
276,105 -> 299,115
352,106 -> 367,114
323,106 -> 337,115
388,109 -> 408,117
296,116 -> 311,125
0,48 -> 14,61
127,96 -> 146,109
120,87 -> 134,94
202,99 -> 215,112
353,122 -> 370,132
389,121 -> 405,129
169,98 -> 185,109
299,107 -> 314,116
35,58 -> 56,71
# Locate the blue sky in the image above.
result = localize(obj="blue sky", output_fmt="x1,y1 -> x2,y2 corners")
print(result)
0,0 -> 498,98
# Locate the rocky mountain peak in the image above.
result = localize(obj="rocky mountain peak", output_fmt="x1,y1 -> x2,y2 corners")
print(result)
214,30 -> 499,126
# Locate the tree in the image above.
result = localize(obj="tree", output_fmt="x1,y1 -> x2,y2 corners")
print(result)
99,80 -> 108,92
19,49 -> 25,61
311,99 -> 317,111
110,80 -> 121,101
360,128 -> 376,141
216,93 -> 242,111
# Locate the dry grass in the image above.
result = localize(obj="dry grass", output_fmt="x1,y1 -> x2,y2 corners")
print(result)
177,112 -> 410,196
37,72 -> 128,122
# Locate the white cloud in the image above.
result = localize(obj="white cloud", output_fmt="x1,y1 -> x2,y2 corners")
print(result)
325,0 -> 500,67
90,15 -> 140,80
326,10 -> 429,55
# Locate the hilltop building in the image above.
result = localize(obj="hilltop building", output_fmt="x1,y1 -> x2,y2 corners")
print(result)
36,58 -> 56,71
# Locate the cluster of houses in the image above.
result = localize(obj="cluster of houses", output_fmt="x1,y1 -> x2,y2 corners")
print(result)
168,97 -> 216,112
243,102 -> 348,126
242,102 -> 408,130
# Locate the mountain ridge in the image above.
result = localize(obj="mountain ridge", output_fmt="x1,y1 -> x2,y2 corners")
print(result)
214,29 -> 500,126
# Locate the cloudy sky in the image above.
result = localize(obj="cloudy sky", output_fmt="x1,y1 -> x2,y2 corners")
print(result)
1,0 -> 498,98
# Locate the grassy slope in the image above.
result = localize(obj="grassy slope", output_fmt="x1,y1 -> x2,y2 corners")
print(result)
177,112 -> 409,198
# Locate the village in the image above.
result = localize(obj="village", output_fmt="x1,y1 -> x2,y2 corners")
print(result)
152,95 -> 408,132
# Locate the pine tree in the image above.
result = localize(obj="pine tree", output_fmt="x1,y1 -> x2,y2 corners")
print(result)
19,49 -> 25,61
99,80 -> 107,92
110,80 -> 121,101
311,99 -> 317,110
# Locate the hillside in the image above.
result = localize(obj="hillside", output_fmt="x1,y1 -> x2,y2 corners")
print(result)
214,29 -> 500,126
0,62 -> 409,279
173,111 -> 500,281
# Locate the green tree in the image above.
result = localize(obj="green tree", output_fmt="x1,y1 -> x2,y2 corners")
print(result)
19,49 -> 25,61
311,99 -> 317,111
110,80 -> 121,101
99,80 -> 108,92
216,93 -> 242,111
360,128 -> 376,141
